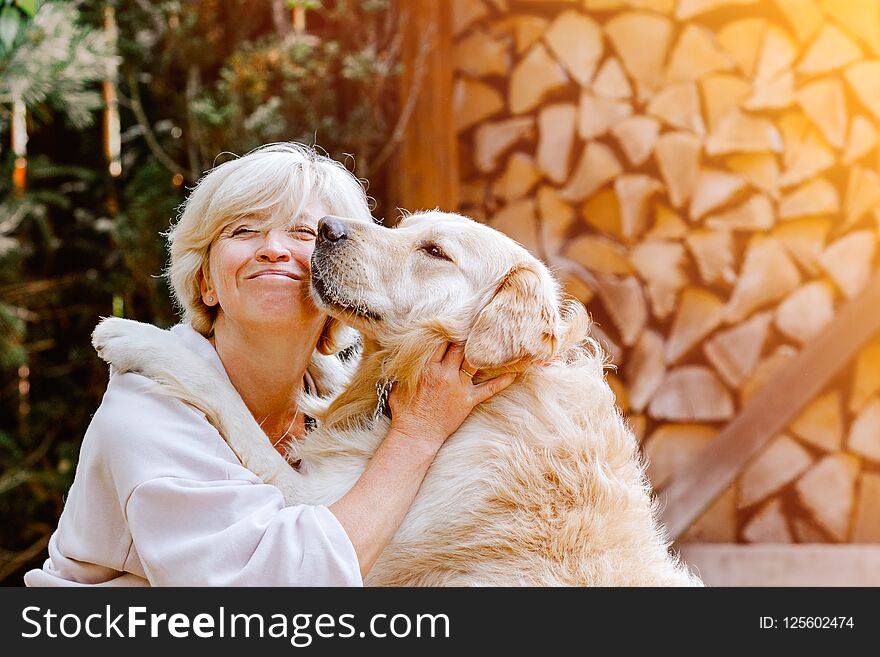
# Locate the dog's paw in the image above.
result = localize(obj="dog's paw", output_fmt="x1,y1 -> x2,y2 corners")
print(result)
92,317 -> 169,373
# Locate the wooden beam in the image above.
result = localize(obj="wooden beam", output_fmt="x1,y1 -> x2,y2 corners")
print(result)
659,270 -> 880,540
392,0 -> 458,214
678,544 -> 880,586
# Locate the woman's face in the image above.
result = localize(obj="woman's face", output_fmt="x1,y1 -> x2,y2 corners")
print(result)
201,200 -> 328,330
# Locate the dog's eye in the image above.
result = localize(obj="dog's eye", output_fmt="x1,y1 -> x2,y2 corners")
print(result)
420,243 -> 452,261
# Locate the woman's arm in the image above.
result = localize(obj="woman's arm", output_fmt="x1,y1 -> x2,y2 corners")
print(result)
328,343 -> 515,577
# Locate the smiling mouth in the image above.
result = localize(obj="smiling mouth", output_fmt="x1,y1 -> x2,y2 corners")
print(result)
311,275 -> 382,321
248,271 -> 301,280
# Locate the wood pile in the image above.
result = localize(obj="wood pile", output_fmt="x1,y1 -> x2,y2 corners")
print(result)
451,0 -> 880,543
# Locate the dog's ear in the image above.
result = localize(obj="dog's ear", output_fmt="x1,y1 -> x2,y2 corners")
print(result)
316,316 -> 360,355
464,264 -> 561,369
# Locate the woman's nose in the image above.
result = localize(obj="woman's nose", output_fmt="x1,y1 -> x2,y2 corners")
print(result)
255,230 -> 293,261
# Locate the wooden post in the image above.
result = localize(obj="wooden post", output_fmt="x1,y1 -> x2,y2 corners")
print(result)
392,0 -> 458,215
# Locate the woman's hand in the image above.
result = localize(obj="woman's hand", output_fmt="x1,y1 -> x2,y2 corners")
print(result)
388,342 -> 516,450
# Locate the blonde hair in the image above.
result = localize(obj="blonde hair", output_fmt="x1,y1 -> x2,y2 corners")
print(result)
165,142 -> 372,337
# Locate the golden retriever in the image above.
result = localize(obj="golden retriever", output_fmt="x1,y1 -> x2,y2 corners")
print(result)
93,210 -> 701,586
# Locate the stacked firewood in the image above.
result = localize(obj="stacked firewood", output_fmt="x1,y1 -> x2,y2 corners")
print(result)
451,0 -> 880,544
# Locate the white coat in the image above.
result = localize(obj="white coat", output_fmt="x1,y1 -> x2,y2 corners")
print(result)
24,323 -> 361,587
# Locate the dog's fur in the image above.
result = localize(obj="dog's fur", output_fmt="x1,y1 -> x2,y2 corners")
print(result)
92,210 -> 701,586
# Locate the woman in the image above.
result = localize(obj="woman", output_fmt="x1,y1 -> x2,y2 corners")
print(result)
25,143 -> 515,586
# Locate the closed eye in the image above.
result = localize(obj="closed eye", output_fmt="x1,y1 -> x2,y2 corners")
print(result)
419,242 -> 453,262
231,226 -> 257,237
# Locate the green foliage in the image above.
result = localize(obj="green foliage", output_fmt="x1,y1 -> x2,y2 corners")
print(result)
0,0 -> 401,584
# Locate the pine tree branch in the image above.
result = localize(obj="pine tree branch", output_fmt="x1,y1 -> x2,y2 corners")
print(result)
124,71 -> 187,178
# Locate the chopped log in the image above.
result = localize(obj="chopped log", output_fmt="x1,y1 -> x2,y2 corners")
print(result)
844,61 -> 880,122
726,236 -> 802,323
661,270 -> 880,539
474,116 -> 534,173
820,0 -> 880,55
726,154 -> 780,199
843,115 -> 878,164
643,423 -> 715,489
844,166 -> 880,229
738,434 -> 813,509
680,487 -> 737,542
492,152 -> 540,203
560,271 -> 594,305
452,0 -> 488,36
772,217 -> 830,275
755,26 -> 798,81
562,234 -> 633,275
685,229 -> 736,286
592,57 -> 632,99
488,199 -> 540,256
740,345 -> 798,405
453,30 -> 509,78
797,24 -> 862,74
629,240 -> 686,319
536,103 -> 577,184
676,0 -> 757,20
594,273 -> 647,346
743,498 -> 793,543
490,15 -> 547,55
704,310 -> 772,388
453,78 -> 504,133
627,414 -> 647,444
646,204 -> 688,240
536,186 -> 575,257
779,177 -> 839,219
665,288 -> 725,364
779,127 -> 835,189
654,131 -> 702,208
648,366 -> 734,421
509,43 -> 569,115
791,518 -> 830,543
560,142 -> 622,202
607,373 -> 629,413
849,398 -> 880,462
853,473 -> 880,542
790,390 -> 843,452
580,187 -> 623,239
689,168 -> 747,220
625,329 -> 666,413
699,74 -> 751,133
705,110 -> 783,155
744,70 -> 794,110
578,92 -> 633,139
774,280 -> 836,344
646,81 -> 705,135
717,18 -> 767,77
705,193 -> 774,231
850,342 -> 880,413
796,78 -> 848,149
544,11 -> 603,86
588,321 -> 623,364
604,12 -> 674,100
794,454 -> 859,541
460,183 -> 487,210
819,230 -> 876,298
772,0 -> 823,43
610,116 -> 660,166
614,174 -> 662,241
665,23 -> 734,84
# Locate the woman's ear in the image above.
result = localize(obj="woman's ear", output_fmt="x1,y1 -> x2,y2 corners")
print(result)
463,264 -> 561,369
198,268 -> 217,306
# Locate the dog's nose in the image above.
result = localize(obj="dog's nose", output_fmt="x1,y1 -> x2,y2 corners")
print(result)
318,215 -> 348,243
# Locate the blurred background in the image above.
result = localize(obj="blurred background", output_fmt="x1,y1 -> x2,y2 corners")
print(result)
3,0 -> 880,586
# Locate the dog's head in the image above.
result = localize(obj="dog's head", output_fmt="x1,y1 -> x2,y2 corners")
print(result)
310,211 -> 586,371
